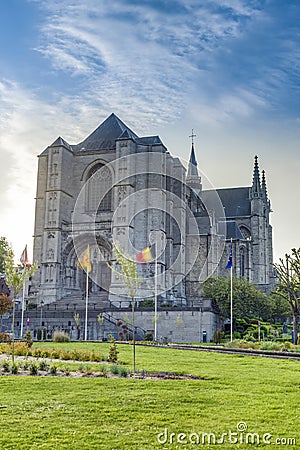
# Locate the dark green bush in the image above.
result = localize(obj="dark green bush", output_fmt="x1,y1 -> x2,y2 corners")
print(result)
36,329 -> 42,341
39,360 -> 49,371
50,364 -> 57,375
29,362 -> 38,376
11,363 -> 19,375
139,299 -> 155,308
110,365 -> 120,375
24,331 -> 33,348
119,366 -> 128,377
2,361 -> 10,372
144,332 -> 154,341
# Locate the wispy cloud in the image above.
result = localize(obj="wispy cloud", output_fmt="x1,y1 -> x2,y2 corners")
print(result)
31,0 -> 280,128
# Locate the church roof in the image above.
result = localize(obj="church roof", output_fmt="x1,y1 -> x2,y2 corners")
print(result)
225,220 -> 244,240
73,113 -> 138,151
50,136 -> 72,150
202,187 -> 251,218
135,136 -> 163,145
216,187 -> 251,217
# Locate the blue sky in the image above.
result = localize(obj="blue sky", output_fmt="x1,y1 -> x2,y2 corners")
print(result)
0,0 -> 299,261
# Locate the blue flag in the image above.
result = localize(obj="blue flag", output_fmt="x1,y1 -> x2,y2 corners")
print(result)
226,242 -> 233,269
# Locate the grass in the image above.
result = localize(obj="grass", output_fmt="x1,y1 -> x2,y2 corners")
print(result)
0,342 -> 299,449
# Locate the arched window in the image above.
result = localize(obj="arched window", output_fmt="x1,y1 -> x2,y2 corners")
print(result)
87,164 -> 112,212
239,225 -> 251,240
240,247 -> 245,278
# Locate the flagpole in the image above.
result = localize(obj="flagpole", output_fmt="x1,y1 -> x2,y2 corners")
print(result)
20,275 -> 26,339
154,256 -> 158,341
230,264 -> 233,342
85,269 -> 89,341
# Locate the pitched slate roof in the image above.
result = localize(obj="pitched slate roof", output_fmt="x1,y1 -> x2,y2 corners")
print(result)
217,187 -> 251,217
224,220 -> 245,240
203,187 -> 251,218
50,136 -> 72,150
73,113 -> 138,151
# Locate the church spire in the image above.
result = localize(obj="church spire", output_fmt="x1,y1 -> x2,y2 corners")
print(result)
261,169 -> 268,199
251,155 -> 261,196
186,129 -> 202,193
187,142 -> 199,178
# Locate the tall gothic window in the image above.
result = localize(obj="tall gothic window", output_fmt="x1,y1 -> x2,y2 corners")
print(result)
87,164 -> 112,212
240,247 -> 245,278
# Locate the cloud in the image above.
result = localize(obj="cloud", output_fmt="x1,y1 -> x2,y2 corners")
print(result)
30,0 -> 277,128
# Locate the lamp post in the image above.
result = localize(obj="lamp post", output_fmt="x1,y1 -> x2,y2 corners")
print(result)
40,299 -> 44,328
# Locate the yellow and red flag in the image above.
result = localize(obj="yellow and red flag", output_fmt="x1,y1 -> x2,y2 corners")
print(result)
136,244 -> 156,264
77,245 -> 92,272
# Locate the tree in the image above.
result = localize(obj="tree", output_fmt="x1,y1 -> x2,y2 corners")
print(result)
274,248 -> 300,345
0,294 -> 13,331
74,312 -> 80,340
97,313 -> 104,341
202,276 -> 269,324
0,237 -> 11,273
110,242 -> 141,372
5,249 -> 37,364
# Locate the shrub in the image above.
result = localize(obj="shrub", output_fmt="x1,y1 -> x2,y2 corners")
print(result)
24,331 -> 33,348
37,329 -> 42,341
14,342 -> 30,356
63,366 -> 70,376
119,366 -> 128,377
260,341 -> 282,351
139,299 -> 155,308
2,361 -> 10,372
82,367 -> 94,376
43,328 -> 47,340
78,364 -> 87,373
11,363 -> 19,375
33,348 -> 43,358
213,330 -> 222,344
0,332 -> 11,343
39,360 -> 49,371
50,364 -> 57,375
23,361 -> 30,371
53,331 -> 70,342
108,340 -> 119,363
98,365 -> 108,377
29,362 -> 39,376
110,365 -> 120,375
60,350 -> 71,361
90,351 -> 102,362
144,332 -> 154,341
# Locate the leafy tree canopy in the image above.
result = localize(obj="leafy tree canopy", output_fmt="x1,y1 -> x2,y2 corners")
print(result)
0,237 -> 12,273
202,276 -> 269,321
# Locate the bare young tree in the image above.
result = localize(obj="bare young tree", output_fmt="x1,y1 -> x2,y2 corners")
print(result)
5,250 -> 37,364
274,248 -> 300,345
110,242 -> 141,372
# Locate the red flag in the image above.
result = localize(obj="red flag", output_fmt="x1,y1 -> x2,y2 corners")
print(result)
20,245 -> 31,267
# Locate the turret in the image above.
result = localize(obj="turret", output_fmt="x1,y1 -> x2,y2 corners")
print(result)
251,155 -> 261,198
261,170 -> 268,199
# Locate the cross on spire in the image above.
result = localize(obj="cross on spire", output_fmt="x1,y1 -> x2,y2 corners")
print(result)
189,129 -> 196,145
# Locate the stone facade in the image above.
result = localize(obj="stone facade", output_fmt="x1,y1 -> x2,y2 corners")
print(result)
29,113 -> 275,340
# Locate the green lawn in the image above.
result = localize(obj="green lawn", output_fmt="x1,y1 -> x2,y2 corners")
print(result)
0,342 -> 299,449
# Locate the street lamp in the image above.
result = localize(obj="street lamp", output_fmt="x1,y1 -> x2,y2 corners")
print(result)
40,299 -> 44,328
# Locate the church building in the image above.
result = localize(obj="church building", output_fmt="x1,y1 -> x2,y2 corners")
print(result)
29,113 -> 275,341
